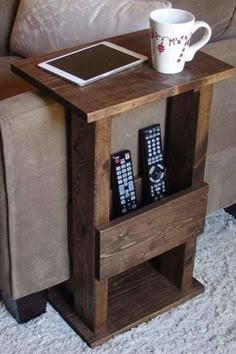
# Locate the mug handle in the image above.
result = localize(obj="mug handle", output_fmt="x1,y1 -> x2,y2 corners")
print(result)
185,21 -> 212,62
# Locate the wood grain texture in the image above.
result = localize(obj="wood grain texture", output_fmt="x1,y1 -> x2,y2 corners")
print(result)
11,30 -> 236,123
96,183 -> 208,280
11,29 -> 235,344
192,84 -> 213,184
156,238 -> 197,290
165,90 -> 200,194
70,113 -> 111,331
49,263 -> 204,348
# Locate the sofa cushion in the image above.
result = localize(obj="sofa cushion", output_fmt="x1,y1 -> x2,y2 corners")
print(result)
202,39 -> 236,155
10,0 -> 171,57
221,6 -> 236,40
0,0 -> 20,56
0,92 -> 69,299
201,38 -> 236,212
0,57 -> 34,101
170,0 -> 236,41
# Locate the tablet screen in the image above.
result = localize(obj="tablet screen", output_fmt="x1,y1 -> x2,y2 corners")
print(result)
46,44 -> 141,81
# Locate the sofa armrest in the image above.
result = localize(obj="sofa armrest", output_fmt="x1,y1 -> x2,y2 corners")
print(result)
0,92 -> 69,299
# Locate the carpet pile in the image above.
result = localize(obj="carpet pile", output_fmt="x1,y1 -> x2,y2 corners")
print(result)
0,209 -> 235,354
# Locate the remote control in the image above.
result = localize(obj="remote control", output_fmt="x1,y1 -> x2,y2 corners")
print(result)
139,124 -> 166,202
111,150 -> 138,216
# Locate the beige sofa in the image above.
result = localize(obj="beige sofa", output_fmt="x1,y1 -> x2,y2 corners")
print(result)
0,0 -> 235,322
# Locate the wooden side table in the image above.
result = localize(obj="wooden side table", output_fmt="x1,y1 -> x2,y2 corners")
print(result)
12,29 -> 236,348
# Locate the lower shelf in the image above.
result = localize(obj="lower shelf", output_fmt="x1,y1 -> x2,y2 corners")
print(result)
49,262 -> 204,348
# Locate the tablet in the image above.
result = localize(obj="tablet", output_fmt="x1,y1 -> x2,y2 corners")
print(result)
38,41 -> 148,86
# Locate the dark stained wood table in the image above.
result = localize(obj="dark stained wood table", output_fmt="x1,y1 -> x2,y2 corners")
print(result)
12,29 -> 236,348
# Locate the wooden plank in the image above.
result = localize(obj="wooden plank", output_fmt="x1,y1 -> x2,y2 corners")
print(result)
49,263 -> 204,348
96,183 -> 208,280
192,84 -> 213,184
165,90 -> 200,194
70,113 -> 111,331
155,238 -> 197,290
11,31 -> 236,123
159,86 -> 212,290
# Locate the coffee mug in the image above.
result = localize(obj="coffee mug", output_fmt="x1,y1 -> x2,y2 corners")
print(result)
149,8 -> 212,74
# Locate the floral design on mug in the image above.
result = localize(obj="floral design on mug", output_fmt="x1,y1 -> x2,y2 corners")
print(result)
151,31 -> 192,62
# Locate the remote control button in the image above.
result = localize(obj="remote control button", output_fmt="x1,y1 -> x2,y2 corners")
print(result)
121,200 -> 126,205
116,166 -> 121,171
119,185 -> 125,195
128,181 -> 134,190
121,208 -> 127,214
132,204 -> 137,209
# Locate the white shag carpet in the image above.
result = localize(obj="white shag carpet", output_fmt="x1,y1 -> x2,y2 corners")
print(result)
0,209 -> 235,354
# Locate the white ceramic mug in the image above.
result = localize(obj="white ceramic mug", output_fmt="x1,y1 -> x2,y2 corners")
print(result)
149,8 -> 212,74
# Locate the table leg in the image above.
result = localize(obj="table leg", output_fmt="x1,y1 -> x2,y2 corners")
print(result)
69,113 -> 111,332
156,238 -> 197,290
165,84 -> 213,192
157,85 -> 213,290
192,84 -> 213,184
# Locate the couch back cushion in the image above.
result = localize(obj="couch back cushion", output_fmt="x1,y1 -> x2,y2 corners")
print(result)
221,6 -> 236,41
170,0 -> 236,41
0,0 -> 20,56
10,0 -> 171,57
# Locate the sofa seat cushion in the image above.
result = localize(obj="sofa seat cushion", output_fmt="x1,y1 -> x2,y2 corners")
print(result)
10,0 -> 171,57
0,56 -> 34,101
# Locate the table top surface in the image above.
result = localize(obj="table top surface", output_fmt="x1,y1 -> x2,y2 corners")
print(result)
12,30 -> 236,123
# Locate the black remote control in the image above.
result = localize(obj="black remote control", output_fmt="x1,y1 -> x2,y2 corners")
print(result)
111,150 -> 138,216
139,124 -> 166,202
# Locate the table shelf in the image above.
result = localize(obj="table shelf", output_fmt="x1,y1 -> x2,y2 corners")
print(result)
49,261 -> 204,348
